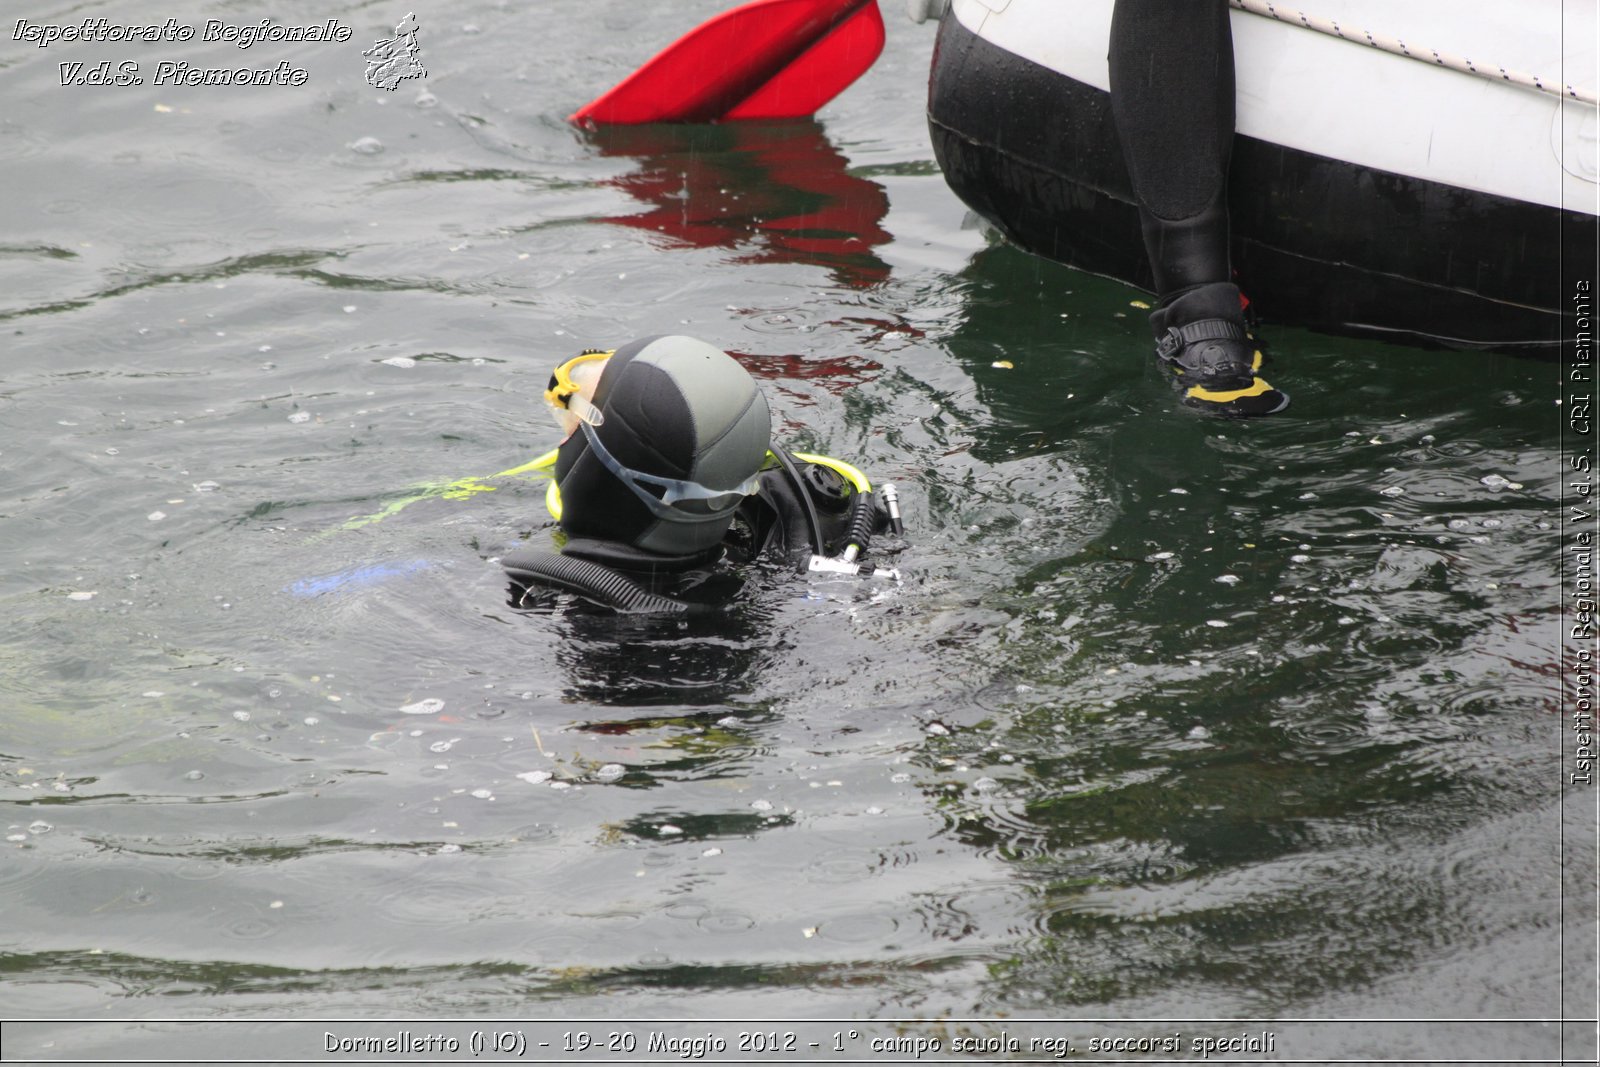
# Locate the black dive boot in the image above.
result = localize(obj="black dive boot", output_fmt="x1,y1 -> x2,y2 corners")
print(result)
1150,282 -> 1289,418
1107,0 -> 1283,416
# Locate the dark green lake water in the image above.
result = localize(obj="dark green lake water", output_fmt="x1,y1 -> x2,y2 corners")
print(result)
1,1 -> 1593,1061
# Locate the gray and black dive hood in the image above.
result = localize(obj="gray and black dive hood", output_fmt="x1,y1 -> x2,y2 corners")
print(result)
554,335 -> 771,561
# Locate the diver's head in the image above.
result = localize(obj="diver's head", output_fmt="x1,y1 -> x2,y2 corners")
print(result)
553,335 -> 770,558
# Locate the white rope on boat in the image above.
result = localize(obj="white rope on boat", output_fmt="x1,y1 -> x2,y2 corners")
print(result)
1229,0 -> 1598,106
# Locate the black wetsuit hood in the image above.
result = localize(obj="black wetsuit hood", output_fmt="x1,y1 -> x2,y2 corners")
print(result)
554,335 -> 771,558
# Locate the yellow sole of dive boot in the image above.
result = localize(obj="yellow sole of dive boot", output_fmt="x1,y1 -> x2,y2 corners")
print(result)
1169,350 -> 1288,415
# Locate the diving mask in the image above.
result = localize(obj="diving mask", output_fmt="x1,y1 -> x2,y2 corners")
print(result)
544,351 -> 610,437
577,419 -> 761,522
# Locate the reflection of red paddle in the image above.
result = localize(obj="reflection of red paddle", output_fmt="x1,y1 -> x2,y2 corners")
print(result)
585,122 -> 893,286
571,0 -> 884,125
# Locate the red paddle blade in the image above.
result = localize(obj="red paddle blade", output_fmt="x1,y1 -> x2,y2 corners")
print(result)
571,0 -> 884,125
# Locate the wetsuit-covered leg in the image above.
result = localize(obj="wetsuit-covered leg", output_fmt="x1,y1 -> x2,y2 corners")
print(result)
1108,0 -> 1288,416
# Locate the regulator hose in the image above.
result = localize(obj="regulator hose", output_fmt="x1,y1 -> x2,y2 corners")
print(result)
506,551 -> 699,615
770,443 -> 825,556
841,487 -> 877,560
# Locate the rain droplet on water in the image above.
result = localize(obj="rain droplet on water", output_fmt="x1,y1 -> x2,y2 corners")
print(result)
400,699 -> 444,715
348,136 -> 384,154
516,771 -> 552,785
594,764 -> 625,783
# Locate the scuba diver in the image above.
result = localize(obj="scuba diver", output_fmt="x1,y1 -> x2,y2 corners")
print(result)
501,334 -> 903,614
1108,0 -> 1289,417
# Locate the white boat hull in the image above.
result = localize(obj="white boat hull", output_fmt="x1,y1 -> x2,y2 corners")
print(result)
928,0 -> 1599,348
